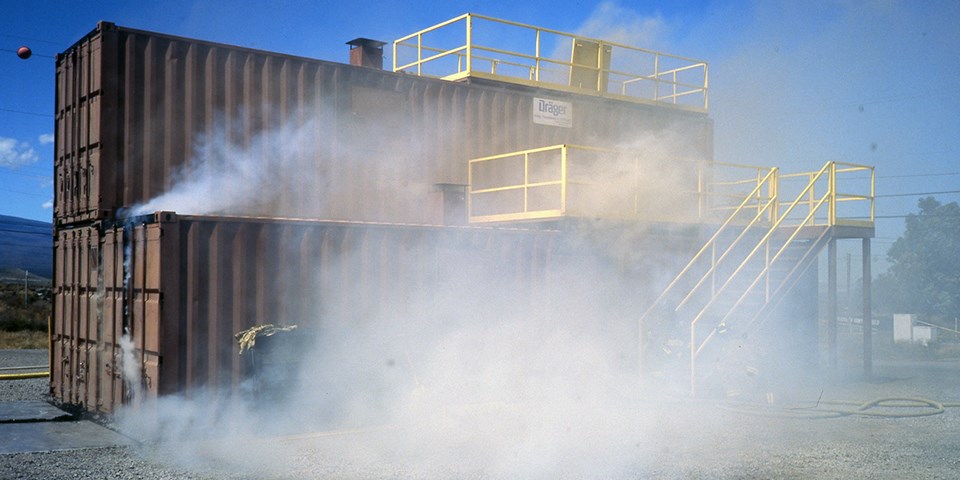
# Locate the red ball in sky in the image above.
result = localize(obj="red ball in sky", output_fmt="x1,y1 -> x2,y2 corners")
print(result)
17,46 -> 32,59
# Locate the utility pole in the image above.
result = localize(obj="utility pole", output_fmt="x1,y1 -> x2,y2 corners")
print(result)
23,270 -> 29,305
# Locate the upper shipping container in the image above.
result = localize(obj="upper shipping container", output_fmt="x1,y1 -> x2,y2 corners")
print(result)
55,22 -> 713,226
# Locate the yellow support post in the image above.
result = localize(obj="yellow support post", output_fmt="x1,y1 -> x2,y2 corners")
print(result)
769,167 -> 779,224
465,14 -> 473,76
703,63 -> 709,110
534,29 -> 541,81
653,54 -> 660,100
870,166 -> 876,223
829,162 -> 837,225
417,34 -> 423,76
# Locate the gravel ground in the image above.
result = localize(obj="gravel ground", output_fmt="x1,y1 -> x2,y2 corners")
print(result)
1,348 -> 959,479
0,349 -> 49,402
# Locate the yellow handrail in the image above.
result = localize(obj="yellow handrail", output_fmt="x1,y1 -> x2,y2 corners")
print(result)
689,162 -> 833,329
672,170 -> 779,312
393,13 -> 708,111
631,159 -> 874,395
468,144 -> 707,223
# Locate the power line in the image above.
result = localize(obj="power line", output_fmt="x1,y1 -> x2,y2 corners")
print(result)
875,189 -> 960,198
0,170 -> 52,180
2,163 -> 54,176
0,32 -> 65,46
0,47 -> 56,59
872,213 -> 960,219
877,172 -> 960,179
2,189 -> 49,198
0,243 -> 51,249
0,107 -> 54,118
754,89 -> 960,118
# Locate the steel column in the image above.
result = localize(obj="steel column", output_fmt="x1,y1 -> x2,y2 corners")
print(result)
862,238 -> 872,378
827,238 -> 838,368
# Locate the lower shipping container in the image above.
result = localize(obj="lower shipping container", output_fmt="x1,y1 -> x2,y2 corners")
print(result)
53,212 -> 609,413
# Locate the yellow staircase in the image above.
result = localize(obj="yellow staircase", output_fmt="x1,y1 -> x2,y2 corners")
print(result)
465,143 -> 874,396
639,161 -> 875,395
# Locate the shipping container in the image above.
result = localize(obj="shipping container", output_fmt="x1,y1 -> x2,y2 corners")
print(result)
55,22 -> 712,226
51,212 -> 726,413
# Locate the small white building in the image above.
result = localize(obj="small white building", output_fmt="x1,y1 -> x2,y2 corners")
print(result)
893,314 -> 938,345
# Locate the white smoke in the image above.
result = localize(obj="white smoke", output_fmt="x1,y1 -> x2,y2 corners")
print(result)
115,232 -> 706,478
111,4 -> 844,478
129,118 -> 319,216
118,328 -> 142,406
574,1 -> 670,48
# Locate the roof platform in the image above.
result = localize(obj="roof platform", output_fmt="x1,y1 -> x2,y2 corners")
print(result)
393,13 -> 708,112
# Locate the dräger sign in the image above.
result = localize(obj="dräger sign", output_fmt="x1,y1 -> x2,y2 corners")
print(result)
532,97 -> 573,128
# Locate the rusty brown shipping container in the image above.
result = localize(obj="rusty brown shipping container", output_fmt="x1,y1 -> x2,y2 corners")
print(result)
51,212 -> 586,413
55,22 -> 713,226
51,212 -> 715,414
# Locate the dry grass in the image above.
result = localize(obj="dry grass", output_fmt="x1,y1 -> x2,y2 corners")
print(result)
0,330 -> 49,349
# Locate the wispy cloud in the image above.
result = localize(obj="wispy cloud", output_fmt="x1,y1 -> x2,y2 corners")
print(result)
0,137 -> 39,168
41,199 -> 53,209
38,133 -> 54,145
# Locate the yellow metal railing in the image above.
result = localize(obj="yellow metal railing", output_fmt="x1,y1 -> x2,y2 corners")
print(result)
469,142 -> 875,231
636,160 -> 874,395
701,162 -> 778,223
468,144 -> 705,224
775,162 -> 875,228
394,13 -> 708,111
468,144 -> 569,223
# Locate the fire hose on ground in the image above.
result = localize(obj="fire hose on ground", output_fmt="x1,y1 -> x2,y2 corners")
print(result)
722,396 -> 960,419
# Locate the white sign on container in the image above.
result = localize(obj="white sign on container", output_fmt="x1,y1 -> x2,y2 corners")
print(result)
533,97 -> 573,128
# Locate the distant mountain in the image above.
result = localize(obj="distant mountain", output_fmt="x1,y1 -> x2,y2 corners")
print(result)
0,215 -> 52,280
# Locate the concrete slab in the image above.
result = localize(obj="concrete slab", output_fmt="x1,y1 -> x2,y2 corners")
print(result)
0,420 -> 133,454
0,401 -> 73,423
0,401 -> 133,454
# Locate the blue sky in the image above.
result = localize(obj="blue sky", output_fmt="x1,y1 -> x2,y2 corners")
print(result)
2,0 -> 959,263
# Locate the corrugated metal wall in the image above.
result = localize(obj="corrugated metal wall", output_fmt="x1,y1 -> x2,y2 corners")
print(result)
55,22 -> 712,226
51,214 -> 566,413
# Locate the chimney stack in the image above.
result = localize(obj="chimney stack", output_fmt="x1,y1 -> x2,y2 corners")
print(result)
347,38 -> 386,69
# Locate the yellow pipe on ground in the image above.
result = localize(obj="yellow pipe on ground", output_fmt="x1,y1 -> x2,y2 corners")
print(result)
0,372 -> 49,380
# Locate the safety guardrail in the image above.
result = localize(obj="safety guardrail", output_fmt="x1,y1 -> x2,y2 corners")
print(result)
469,145 -> 875,230
776,162 -> 875,228
467,144 -> 705,224
394,13 -> 708,111
637,160 -> 874,395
